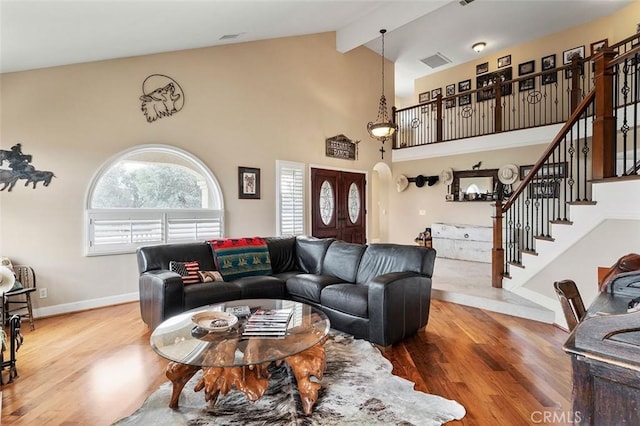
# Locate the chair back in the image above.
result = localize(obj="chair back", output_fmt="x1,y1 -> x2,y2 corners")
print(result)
13,266 -> 36,290
554,279 -> 586,331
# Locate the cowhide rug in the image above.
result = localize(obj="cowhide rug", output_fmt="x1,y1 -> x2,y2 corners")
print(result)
114,333 -> 465,425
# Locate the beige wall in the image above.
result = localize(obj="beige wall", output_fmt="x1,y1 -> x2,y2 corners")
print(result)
408,1 -> 640,109
388,143 -> 546,245
0,32 -> 391,313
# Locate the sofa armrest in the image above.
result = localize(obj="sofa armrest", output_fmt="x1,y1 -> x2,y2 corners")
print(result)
139,270 -> 185,330
367,272 -> 432,346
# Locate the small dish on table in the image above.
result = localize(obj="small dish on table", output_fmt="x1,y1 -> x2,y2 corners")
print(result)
191,310 -> 238,332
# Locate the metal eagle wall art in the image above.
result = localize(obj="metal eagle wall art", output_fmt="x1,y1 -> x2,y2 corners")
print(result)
0,144 -> 56,191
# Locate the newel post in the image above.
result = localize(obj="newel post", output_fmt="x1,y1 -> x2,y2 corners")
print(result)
569,55 -> 582,113
392,106 -> 398,149
592,48 -> 617,180
492,201 -> 504,288
436,94 -> 443,142
494,79 -> 503,133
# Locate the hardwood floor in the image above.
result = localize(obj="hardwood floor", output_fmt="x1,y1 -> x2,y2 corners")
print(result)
0,300 -> 572,425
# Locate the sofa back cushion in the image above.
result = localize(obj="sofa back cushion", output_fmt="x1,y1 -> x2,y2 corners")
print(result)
209,237 -> 272,281
355,244 -> 436,285
136,242 -> 216,274
322,241 -> 366,283
264,236 -> 297,274
295,236 -> 334,274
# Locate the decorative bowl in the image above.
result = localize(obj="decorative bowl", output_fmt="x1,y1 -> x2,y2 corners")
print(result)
191,311 -> 238,332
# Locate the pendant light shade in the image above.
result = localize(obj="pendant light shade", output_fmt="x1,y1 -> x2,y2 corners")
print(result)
367,29 -> 398,146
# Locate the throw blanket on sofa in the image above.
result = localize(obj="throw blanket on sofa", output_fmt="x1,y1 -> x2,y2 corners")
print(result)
209,237 -> 272,281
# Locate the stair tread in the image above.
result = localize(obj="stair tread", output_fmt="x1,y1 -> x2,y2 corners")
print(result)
534,235 -> 555,242
567,200 -> 597,205
550,219 -> 573,225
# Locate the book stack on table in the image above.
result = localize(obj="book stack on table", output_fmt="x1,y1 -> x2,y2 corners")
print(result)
242,308 -> 293,337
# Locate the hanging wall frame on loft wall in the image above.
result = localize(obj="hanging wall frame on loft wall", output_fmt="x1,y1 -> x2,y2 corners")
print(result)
140,74 -> 185,123
0,143 -> 56,192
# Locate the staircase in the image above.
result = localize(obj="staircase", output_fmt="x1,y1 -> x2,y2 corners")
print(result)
393,32 -> 640,326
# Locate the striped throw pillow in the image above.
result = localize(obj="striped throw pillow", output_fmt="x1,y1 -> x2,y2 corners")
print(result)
169,260 -> 201,285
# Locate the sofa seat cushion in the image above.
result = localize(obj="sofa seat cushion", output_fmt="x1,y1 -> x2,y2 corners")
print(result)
286,274 -> 344,303
183,282 -> 242,310
321,284 -> 368,318
232,275 -> 286,299
272,270 -> 302,282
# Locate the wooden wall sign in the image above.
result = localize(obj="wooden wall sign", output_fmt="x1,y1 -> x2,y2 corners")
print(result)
325,134 -> 357,160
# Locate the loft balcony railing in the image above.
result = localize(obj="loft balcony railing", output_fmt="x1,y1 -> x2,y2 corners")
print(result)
394,57 -> 591,148
393,32 -> 640,151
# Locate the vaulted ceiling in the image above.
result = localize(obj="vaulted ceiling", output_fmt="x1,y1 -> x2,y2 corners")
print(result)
0,0 -> 631,98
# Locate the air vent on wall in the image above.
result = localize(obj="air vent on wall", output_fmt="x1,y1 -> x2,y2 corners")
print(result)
219,33 -> 242,40
420,53 -> 452,69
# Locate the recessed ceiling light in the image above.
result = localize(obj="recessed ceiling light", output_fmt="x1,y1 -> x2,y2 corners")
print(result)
472,42 -> 486,53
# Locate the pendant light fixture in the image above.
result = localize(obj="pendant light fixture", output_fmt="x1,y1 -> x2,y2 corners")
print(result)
367,29 -> 398,154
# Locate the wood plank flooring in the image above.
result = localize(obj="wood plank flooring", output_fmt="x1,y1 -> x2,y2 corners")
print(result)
0,300 -> 572,425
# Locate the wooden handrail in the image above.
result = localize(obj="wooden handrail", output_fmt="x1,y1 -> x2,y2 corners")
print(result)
502,90 -> 595,212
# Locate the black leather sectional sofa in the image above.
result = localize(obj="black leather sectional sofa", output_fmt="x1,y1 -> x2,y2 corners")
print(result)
136,236 -> 436,346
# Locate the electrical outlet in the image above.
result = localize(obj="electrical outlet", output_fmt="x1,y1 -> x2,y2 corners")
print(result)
419,210 -> 426,216
39,288 -> 48,298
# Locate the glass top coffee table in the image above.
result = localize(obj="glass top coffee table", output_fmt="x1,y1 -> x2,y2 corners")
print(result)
150,299 -> 330,414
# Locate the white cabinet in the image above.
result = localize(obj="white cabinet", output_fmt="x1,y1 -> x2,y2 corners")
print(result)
431,223 -> 492,263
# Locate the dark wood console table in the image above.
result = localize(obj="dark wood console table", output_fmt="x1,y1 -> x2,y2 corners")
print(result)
563,292 -> 640,424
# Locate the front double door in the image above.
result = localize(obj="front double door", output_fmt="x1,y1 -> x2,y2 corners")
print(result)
311,168 -> 366,244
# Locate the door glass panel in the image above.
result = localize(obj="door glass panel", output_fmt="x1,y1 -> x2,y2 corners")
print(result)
348,182 -> 360,224
319,180 -> 334,225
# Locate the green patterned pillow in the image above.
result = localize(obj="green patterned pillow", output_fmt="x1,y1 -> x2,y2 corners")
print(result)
208,237 -> 272,281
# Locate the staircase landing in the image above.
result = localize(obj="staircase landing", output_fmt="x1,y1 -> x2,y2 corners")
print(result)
431,257 -> 554,323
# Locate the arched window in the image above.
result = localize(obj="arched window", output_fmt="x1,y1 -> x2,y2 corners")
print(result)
86,145 -> 224,255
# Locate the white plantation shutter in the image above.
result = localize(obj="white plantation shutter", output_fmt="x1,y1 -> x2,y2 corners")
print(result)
277,161 -> 305,236
86,145 -> 225,256
88,210 -> 224,254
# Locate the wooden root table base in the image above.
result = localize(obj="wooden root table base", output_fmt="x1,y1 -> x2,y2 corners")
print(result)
165,342 -> 326,415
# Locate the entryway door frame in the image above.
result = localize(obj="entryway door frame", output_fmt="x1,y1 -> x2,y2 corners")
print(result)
308,164 -> 369,244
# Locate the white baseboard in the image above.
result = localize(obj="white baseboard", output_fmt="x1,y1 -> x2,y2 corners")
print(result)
33,292 -> 139,319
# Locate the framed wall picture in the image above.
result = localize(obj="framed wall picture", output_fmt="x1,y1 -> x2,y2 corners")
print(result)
459,94 -> 471,106
476,67 -> 512,102
431,87 -> 442,98
418,91 -> 430,104
519,78 -> 535,91
519,162 -> 567,180
446,84 -> 455,96
238,166 -> 260,199
541,54 -> 556,71
590,39 -> 608,55
542,71 -> 557,85
563,45 -> 585,64
458,79 -> 471,92
528,180 -> 560,199
476,62 -> 489,75
445,98 -> 456,109
498,55 -> 511,68
518,60 -> 535,75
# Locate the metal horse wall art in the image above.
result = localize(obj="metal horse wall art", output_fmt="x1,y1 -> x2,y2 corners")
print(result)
0,144 -> 56,191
